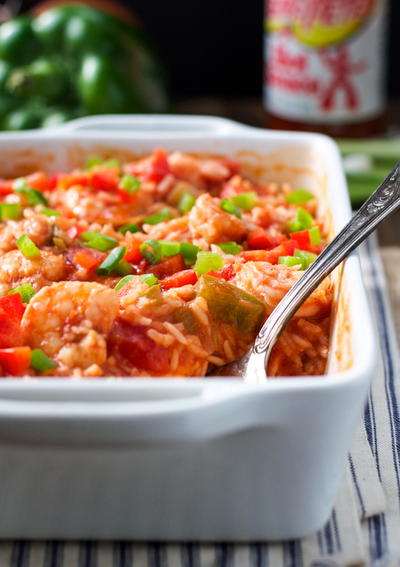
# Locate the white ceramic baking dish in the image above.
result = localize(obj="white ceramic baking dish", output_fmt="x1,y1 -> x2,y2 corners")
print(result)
0,115 -> 376,541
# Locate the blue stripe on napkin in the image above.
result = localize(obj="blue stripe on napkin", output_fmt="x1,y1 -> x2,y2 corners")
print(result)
367,249 -> 400,494
348,455 -> 366,518
44,542 -> 62,567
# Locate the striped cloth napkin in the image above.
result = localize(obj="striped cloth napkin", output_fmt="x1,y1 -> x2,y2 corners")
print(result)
0,236 -> 399,567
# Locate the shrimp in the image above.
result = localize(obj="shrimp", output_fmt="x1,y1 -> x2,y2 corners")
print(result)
49,185 -> 154,226
233,262 -> 332,319
188,193 -> 247,244
0,211 -> 53,252
169,152 -> 231,189
0,249 -> 66,295
143,216 -> 191,242
22,281 -> 118,374
51,186 -> 111,223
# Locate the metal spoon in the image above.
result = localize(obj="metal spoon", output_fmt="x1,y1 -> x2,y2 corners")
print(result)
214,162 -> 400,383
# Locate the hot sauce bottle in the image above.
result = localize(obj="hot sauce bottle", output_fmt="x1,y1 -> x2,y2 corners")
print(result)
264,0 -> 387,137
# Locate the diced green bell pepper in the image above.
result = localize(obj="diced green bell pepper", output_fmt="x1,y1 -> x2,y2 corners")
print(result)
198,275 -> 265,336
173,307 -> 198,334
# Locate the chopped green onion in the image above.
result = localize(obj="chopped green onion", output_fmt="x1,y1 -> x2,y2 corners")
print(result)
30,348 -> 57,372
159,241 -> 180,258
287,207 -> 313,232
40,207 -> 60,217
220,198 -> 242,218
26,189 -> 48,206
217,241 -> 241,255
16,234 -> 40,259
178,192 -> 196,214
0,203 -> 21,220
231,191 -> 258,211
120,174 -> 141,194
13,179 -> 49,206
102,158 -> 121,170
194,251 -> 223,274
180,242 -> 200,265
119,223 -> 140,235
114,260 -> 133,276
12,178 -> 29,192
19,188 -> 49,206
140,239 -> 183,264
141,273 -> 159,287
140,239 -> 161,264
278,256 -> 305,268
296,208 -> 313,229
309,226 -> 321,245
143,208 -> 174,225
167,184 -> 199,207
85,155 -> 102,169
115,275 -> 135,291
96,246 -> 127,275
85,236 -> 118,252
81,231 -> 118,252
287,219 -> 302,233
8,283 -> 36,303
294,249 -> 317,268
85,157 -> 121,171
80,230 -> 101,242
285,189 -> 314,205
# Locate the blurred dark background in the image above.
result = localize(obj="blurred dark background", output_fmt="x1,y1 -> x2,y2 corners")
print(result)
21,0 -> 399,101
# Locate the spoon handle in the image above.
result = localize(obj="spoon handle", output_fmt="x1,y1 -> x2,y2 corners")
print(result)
251,161 -> 400,369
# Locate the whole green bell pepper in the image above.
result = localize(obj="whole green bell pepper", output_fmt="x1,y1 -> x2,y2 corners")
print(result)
0,3 -> 168,130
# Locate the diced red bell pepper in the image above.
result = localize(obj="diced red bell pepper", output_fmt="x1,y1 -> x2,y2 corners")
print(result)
289,229 -> 311,249
289,229 -> 322,254
116,188 -> 136,203
0,347 -> 31,376
148,254 -> 186,279
73,249 -> 105,272
0,179 -> 14,196
240,249 -> 279,263
279,239 -> 300,256
142,149 -> 170,183
46,174 -> 59,191
24,171 -> 51,192
90,169 -> 119,193
207,264 -> 235,281
124,240 -> 143,264
0,294 -> 25,348
55,173 -> 89,190
247,228 -> 285,250
240,239 -> 300,264
0,294 -> 25,319
160,269 -> 198,290
108,319 -> 169,374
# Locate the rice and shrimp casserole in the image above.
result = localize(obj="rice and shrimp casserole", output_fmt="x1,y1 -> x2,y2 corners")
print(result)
0,149 -> 332,378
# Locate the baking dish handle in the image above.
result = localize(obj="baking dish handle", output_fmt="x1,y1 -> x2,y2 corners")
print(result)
0,382 -> 292,446
58,114 -> 254,135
